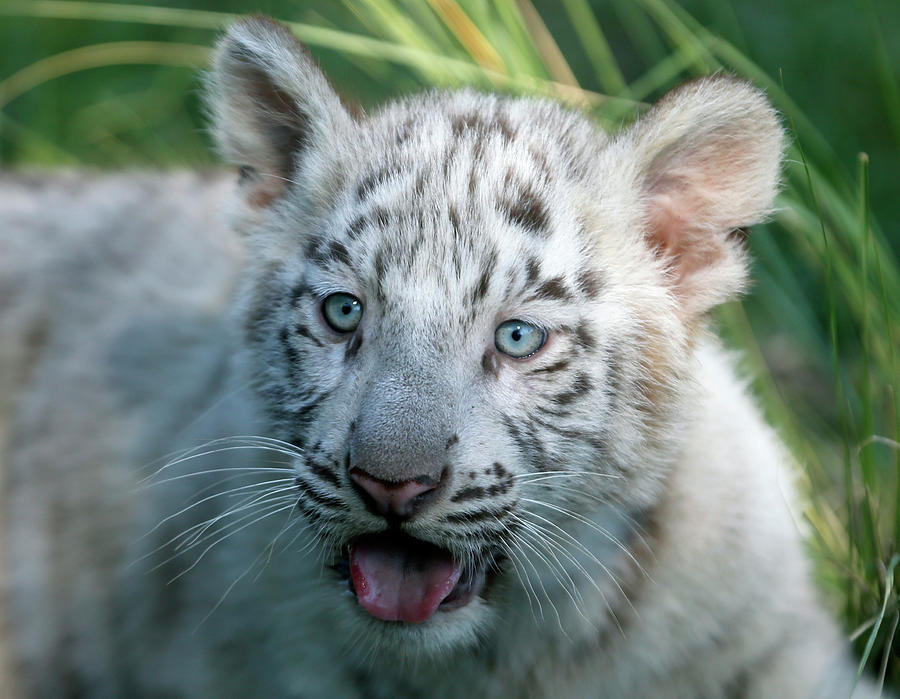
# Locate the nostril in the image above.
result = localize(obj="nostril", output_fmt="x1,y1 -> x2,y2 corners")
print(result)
349,468 -> 439,519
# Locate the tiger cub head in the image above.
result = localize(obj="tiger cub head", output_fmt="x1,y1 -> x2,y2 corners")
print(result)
206,17 -> 783,655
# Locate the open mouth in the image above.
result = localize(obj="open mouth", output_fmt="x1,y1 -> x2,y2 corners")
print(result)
335,531 -> 487,624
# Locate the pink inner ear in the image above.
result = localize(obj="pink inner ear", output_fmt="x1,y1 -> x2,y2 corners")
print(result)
647,187 -> 722,287
647,191 -> 685,258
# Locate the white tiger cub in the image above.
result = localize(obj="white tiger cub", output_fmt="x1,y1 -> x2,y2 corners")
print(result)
0,15 -> 881,699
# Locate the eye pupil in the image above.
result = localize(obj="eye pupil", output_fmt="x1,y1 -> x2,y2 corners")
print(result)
511,328 -> 522,342
342,303 -> 352,315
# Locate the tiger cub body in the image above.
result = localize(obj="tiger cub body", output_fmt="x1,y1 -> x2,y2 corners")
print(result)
0,16 -> 875,698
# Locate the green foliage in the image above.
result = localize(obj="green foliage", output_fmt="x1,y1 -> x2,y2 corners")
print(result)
2,0 -> 898,689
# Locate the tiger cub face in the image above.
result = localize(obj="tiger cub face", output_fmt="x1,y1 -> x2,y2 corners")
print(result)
207,18 -> 782,654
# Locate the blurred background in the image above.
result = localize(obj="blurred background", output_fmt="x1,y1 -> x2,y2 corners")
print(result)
1,0 -> 899,689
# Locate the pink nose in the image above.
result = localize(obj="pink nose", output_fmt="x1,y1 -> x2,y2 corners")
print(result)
349,469 -> 439,518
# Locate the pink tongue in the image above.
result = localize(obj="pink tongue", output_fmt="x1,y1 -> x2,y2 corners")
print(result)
350,533 -> 461,624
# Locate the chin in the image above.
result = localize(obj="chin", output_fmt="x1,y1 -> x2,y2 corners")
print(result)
338,595 -> 495,660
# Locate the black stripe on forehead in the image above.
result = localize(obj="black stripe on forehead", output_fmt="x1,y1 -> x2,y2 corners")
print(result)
498,183 -> 549,237
373,247 -> 386,282
526,143 -> 552,186
577,269 -> 603,299
371,246 -> 389,304
346,214 -> 368,240
451,111 -> 515,143
448,204 -> 462,238
329,240 -> 351,267
306,236 -> 353,270
336,202 -> 389,246
372,205 -> 390,229
394,115 -> 415,146
529,276 -> 573,302
356,161 -> 402,202
470,247 -> 499,305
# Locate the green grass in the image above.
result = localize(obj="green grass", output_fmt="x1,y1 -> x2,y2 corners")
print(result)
2,0 -> 899,690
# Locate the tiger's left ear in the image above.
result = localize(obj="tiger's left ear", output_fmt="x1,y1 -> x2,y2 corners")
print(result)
622,76 -> 785,317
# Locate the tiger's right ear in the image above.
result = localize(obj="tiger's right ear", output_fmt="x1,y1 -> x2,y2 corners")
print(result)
207,16 -> 352,208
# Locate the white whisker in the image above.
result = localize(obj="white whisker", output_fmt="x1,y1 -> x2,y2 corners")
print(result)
514,470 -> 621,482
508,531 -> 567,635
521,498 -> 645,575
138,435 -> 303,484
512,522 -> 587,633
167,501 -> 298,584
176,485 -> 298,552
143,466 -> 294,489
139,477 -> 296,541
501,540 -> 543,623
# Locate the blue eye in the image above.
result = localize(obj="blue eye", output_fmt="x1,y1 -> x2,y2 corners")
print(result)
494,320 -> 546,358
322,293 -> 363,333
